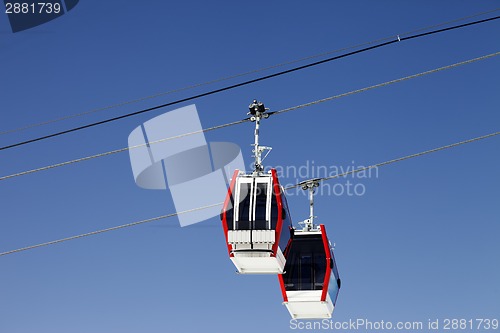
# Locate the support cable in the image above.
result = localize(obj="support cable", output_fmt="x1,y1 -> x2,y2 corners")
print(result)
1,131 -> 498,257
1,15 -> 498,151
1,52 -> 498,182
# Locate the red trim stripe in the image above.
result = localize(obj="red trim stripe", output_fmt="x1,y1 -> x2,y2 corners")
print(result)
222,170 -> 239,257
270,169 -> 282,257
278,274 -> 288,302
320,224 -> 332,302
278,227 -> 294,302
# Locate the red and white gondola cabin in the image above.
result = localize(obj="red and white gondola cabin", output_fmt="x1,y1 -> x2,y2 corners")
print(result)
221,169 -> 292,274
278,224 -> 341,319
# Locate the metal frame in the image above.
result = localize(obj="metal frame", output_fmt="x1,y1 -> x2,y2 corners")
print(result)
298,179 -> 321,231
248,100 -> 272,173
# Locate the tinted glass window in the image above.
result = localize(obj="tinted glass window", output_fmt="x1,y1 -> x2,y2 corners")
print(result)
329,251 -> 341,305
314,252 -> 326,289
254,183 -> 268,229
279,192 -> 292,250
283,235 -> 327,291
223,204 -> 234,230
237,183 -> 251,230
224,180 -> 236,230
270,188 -> 278,230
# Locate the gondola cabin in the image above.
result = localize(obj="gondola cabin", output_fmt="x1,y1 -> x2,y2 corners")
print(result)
278,224 -> 341,319
221,169 -> 292,274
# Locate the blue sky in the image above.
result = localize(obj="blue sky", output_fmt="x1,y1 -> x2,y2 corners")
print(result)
0,1 -> 499,332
